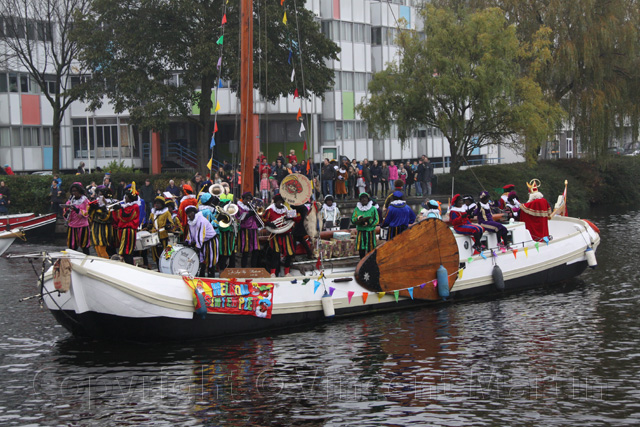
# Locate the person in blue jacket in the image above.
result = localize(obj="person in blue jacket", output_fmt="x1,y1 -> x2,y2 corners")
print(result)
381,191 -> 416,239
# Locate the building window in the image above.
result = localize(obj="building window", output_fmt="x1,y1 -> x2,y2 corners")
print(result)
371,27 -> 381,46
323,122 -> 335,141
356,122 -> 368,139
334,70 -> 341,91
343,122 -> 355,140
8,73 -> 19,92
341,22 -> 352,41
11,128 -> 20,146
341,72 -> 353,91
335,121 -> 343,140
354,73 -> 367,91
45,76 -> 57,94
353,23 -> 365,43
43,127 -> 52,146
23,127 -> 40,146
0,127 -> 10,147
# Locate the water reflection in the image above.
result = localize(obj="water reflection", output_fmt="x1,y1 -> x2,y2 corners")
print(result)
1,209 -> 640,425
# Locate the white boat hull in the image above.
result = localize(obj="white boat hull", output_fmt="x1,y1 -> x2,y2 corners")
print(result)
39,216 -> 600,341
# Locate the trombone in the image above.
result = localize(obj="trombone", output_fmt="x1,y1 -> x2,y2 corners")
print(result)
249,198 -> 265,228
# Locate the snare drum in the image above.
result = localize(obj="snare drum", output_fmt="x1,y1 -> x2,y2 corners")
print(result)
380,227 -> 389,241
159,244 -> 199,276
135,231 -> 160,250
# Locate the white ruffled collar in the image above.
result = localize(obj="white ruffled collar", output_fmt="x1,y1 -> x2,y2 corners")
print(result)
357,201 -> 373,212
151,207 -> 168,215
68,195 -> 88,206
390,200 -> 406,207
268,204 -> 288,215
322,203 -> 336,212
450,206 -> 466,213
479,202 -> 491,210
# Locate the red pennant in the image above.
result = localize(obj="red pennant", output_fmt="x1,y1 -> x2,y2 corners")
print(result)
280,0 -> 284,5
362,292 -> 368,304
315,257 -> 321,269
296,108 -> 302,121
512,248 -> 518,259
303,140 -> 307,150
294,88 -> 299,99
221,14 -> 227,25
306,160 -> 310,173
214,121 -> 218,133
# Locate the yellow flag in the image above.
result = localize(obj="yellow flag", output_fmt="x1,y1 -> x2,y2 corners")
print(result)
377,291 -> 385,302
214,101 -> 221,112
458,268 -> 464,279
524,247 -> 528,257
283,12 -> 287,24
207,158 -> 212,170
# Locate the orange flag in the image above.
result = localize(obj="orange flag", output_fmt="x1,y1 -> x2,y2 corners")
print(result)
214,121 -> 218,133
362,292 -> 368,304
281,0 -> 284,5
296,108 -> 302,121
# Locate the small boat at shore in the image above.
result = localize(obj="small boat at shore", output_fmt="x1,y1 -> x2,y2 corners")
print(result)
0,213 -> 57,234
0,228 -> 25,256
33,215 -> 599,341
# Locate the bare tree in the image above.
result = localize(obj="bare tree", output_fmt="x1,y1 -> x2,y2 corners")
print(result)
0,0 -> 91,173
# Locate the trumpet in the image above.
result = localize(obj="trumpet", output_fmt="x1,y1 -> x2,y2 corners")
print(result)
106,201 -> 124,211
249,198 -> 265,228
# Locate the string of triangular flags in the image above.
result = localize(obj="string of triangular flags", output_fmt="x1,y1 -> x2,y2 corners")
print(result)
280,0 -> 309,163
207,2 -> 230,170
291,237 -> 552,304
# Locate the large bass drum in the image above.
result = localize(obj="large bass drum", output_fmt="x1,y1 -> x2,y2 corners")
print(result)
159,244 -> 199,276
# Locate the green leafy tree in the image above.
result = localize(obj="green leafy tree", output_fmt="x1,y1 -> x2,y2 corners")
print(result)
358,5 -> 563,175
0,0 -> 91,173
71,0 -> 339,171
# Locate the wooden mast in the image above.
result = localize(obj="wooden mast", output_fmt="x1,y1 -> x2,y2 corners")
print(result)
240,0 -> 255,194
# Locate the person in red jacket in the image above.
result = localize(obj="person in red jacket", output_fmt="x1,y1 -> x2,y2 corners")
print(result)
449,193 -> 484,252
519,179 -> 552,242
262,194 -> 300,277
3,164 -> 14,175
178,184 -> 198,230
112,185 -> 140,265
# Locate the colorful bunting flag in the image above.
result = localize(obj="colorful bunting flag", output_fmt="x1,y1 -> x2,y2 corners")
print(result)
407,288 -> 414,300
535,242 -> 539,252
467,256 -> 473,263
303,140 -> 307,150
362,292 -> 368,304
214,101 -> 221,112
299,122 -> 305,136
210,134 -> 216,148
347,291 -> 354,304
302,278 -> 310,285
288,50 -> 292,64
214,121 -> 218,133
207,158 -> 213,170
543,236 -> 550,245
218,79 -> 223,88
216,35 -> 224,45
419,283 -> 426,289
280,0 -> 284,5
313,280 -> 320,293
491,250 -> 497,258
294,88 -> 299,99
393,290 -> 399,302
316,257 -> 321,269
296,108 -> 302,121
512,249 -> 518,259
377,292 -> 385,302
432,279 -> 437,288
458,268 -> 464,279
217,57 -> 222,70
291,68 -> 295,82
524,247 -> 528,257
282,12 -> 287,25
329,287 -> 335,296
480,251 -> 487,259
221,14 -> 227,25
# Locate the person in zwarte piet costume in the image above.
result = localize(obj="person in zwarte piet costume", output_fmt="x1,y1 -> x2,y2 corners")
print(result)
88,185 -> 115,258
519,179 -> 552,242
178,184 -> 198,230
262,194 -> 300,277
217,188 -> 238,272
449,193 -> 484,252
475,191 -> 509,248
184,205 -> 217,277
165,198 -> 183,241
498,184 -> 515,210
352,192 -> 380,259
236,192 -> 261,268
65,182 -> 91,255
148,195 -> 174,268
381,190 -> 416,240
112,183 -> 140,265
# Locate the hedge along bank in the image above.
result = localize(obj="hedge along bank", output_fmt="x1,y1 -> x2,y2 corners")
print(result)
0,172 -> 195,215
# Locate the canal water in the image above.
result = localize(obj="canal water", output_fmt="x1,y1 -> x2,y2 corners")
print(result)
0,209 -> 638,426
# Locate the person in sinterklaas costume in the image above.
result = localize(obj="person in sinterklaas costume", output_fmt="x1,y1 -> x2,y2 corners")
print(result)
519,179 -> 552,242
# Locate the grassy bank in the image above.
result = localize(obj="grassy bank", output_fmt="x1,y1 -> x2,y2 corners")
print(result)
436,157 -> 640,212
1,157 -> 639,214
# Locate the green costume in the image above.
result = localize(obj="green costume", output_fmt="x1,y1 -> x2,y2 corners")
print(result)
352,201 -> 379,251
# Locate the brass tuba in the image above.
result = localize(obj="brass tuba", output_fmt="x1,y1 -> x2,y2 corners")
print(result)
218,203 -> 238,228
209,183 -> 224,197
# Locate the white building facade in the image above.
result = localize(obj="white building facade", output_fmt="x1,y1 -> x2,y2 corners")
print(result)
0,0 -> 523,174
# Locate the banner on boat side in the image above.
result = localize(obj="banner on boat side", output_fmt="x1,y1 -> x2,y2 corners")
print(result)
183,277 -> 275,319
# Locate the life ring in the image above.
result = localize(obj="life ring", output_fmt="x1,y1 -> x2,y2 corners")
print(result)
583,219 -> 600,234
